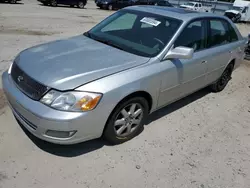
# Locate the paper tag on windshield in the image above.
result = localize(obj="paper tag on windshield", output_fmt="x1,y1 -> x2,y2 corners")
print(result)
140,17 -> 161,26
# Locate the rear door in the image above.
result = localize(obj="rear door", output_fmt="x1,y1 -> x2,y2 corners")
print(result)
204,18 -> 241,85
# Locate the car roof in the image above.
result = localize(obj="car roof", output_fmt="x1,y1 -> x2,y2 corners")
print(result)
124,6 -> 226,22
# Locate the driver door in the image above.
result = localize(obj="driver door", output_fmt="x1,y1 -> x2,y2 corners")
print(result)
241,7 -> 249,21
158,19 -> 209,107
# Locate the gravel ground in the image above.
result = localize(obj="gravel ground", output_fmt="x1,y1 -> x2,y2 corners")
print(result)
0,1 -> 250,188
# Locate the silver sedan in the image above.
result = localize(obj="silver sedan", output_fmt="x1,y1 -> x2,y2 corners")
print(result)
2,6 -> 246,145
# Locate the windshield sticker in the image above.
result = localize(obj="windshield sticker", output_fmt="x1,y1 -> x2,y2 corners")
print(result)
140,17 -> 161,26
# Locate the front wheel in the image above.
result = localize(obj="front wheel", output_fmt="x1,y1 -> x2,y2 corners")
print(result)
77,1 -> 85,8
108,4 -> 113,10
210,63 -> 234,92
103,97 -> 149,145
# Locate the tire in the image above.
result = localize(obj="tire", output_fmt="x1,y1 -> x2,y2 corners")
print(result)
9,0 -> 16,3
70,4 -> 74,7
77,1 -> 85,8
231,17 -> 237,23
103,97 -> 149,145
108,4 -> 113,10
43,2 -> 48,5
50,0 -> 57,7
210,63 -> 234,92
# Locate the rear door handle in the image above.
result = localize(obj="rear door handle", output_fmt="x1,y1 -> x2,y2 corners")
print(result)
201,60 -> 207,64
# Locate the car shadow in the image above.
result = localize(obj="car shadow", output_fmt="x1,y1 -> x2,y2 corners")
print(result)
146,87 -> 211,125
16,87 -> 211,157
17,119 -> 108,157
38,4 -> 86,9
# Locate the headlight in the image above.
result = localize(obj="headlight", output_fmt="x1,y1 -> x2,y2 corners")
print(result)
40,90 -> 102,112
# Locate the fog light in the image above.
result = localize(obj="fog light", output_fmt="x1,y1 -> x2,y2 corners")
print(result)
45,130 -> 76,138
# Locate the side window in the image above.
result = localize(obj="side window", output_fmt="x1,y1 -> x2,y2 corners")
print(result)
174,20 -> 206,52
242,7 -> 247,13
195,4 -> 198,7
227,22 -> 238,42
101,13 -> 137,32
208,19 -> 237,47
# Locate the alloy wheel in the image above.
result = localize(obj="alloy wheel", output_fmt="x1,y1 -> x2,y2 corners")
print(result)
114,103 -> 143,137
78,1 -> 84,8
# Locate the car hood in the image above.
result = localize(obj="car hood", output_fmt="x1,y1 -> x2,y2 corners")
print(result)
225,10 -> 240,14
16,35 -> 150,90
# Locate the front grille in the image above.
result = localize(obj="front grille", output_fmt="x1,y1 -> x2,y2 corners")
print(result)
11,63 -> 49,100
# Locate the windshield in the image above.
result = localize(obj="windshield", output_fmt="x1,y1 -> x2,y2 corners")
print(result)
232,6 -> 243,11
184,2 -> 195,6
85,10 -> 182,57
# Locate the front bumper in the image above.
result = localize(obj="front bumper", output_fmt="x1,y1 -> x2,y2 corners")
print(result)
2,71 -> 106,144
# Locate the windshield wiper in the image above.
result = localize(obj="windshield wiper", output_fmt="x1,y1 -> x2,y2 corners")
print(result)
99,39 -> 125,51
84,32 -> 125,51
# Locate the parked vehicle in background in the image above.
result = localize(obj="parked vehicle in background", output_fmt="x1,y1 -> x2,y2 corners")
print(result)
245,33 -> 250,60
37,0 -> 87,8
224,0 -> 250,22
95,0 -> 138,10
180,1 -> 212,12
155,0 -> 173,7
0,0 -> 21,4
139,0 -> 158,5
96,0 -> 173,10
2,7 -> 246,145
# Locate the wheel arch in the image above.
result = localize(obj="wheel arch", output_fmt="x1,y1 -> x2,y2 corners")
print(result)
101,90 -> 153,135
226,58 -> 235,70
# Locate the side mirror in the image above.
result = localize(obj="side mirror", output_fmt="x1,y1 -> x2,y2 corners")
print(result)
164,46 -> 194,60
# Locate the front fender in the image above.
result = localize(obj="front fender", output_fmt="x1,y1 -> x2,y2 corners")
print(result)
76,62 -> 164,114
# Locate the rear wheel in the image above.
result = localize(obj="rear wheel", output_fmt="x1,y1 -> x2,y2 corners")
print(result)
50,0 -> 57,6
43,2 -> 48,5
103,97 -> 149,145
77,1 -> 85,8
210,63 -> 234,92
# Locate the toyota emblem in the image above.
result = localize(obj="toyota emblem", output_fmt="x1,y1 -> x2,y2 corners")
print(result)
17,75 -> 24,82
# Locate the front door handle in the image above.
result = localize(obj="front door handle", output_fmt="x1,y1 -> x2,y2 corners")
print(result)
201,60 -> 207,64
